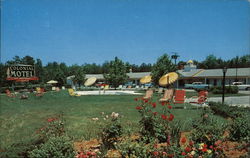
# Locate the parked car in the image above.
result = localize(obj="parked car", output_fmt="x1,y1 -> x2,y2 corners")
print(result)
230,82 -> 250,90
185,82 -> 210,90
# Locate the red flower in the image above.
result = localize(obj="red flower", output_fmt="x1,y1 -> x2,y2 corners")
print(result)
152,102 -> 157,108
181,152 -> 186,156
136,106 -> 143,110
144,99 -> 149,103
203,144 -> 207,148
189,141 -> 194,146
47,118 -> 56,122
161,102 -> 165,106
181,137 -> 187,144
209,145 -> 214,149
168,105 -> 172,109
153,112 -> 158,116
202,148 -> 208,152
168,114 -> 174,121
153,151 -> 159,156
134,98 -> 138,101
185,146 -> 192,152
168,154 -> 174,158
161,114 -> 167,120
86,151 -> 91,155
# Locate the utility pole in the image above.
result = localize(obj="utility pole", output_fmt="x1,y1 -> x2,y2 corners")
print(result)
222,67 -> 227,104
171,52 -> 180,65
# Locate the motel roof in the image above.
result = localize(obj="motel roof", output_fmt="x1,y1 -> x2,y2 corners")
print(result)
193,68 -> 250,78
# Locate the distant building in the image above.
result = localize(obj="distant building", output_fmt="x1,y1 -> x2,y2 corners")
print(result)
67,60 -> 250,88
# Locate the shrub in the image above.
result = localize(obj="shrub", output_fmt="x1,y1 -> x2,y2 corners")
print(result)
226,85 -> 238,94
0,137 -> 43,158
210,86 -> 238,94
134,98 -> 176,143
229,114 -> 250,142
39,114 -> 65,140
117,138 -> 154,158
100,112 -> 123,150
209,102 -> 250,119
191,108 -> 227,145
28,136 -> 75,158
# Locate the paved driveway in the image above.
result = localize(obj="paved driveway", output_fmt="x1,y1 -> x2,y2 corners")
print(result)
208,96 -> 250,107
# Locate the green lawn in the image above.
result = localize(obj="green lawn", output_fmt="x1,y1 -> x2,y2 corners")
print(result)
0,90 -> 226,150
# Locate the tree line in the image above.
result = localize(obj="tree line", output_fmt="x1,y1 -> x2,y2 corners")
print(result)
0,54 -> 249,88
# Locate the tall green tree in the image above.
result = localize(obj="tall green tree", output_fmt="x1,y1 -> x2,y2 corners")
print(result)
104,57 -> 128,89
6,56 -> 22,65
21,55 -> 35,65
69,65 -> 85,87
151,54 -> 177,85
35,59 -> 44,83
201,54 -> 221,69
0,63 -> 10,87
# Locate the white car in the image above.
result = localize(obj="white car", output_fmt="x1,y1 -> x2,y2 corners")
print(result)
231,82 -> 250,90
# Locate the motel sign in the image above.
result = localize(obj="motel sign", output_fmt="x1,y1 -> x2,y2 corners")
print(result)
6,64 -> 38,82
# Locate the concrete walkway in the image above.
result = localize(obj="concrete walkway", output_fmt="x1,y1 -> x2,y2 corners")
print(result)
75,90 -> 142,95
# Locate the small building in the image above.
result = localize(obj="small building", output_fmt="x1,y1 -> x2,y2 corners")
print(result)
177,60 -> 250,87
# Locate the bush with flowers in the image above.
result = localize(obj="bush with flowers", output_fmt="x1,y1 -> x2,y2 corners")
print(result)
28,113 -> 76,158
125,97 -> 250,158
100,112 -> 123,150
190,108 -> 227,146
134,96 -> 179,144
39,114 -> 65,140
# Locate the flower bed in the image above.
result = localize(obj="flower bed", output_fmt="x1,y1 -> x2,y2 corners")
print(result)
1,100 -> 249,158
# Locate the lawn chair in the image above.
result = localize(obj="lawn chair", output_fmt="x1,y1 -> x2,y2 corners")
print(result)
159,89 -> 174,103
35,87 -> 45,97
143,89 -> 154,100
5,89 -> 15,98
173,89 -> 186,108
157,87 -> 164,94
189,90 -> 208,106
103,85 -> 109,94
68,88 -> 80,96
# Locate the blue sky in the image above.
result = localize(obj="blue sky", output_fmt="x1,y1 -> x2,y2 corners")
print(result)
1,0 -> 250,65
